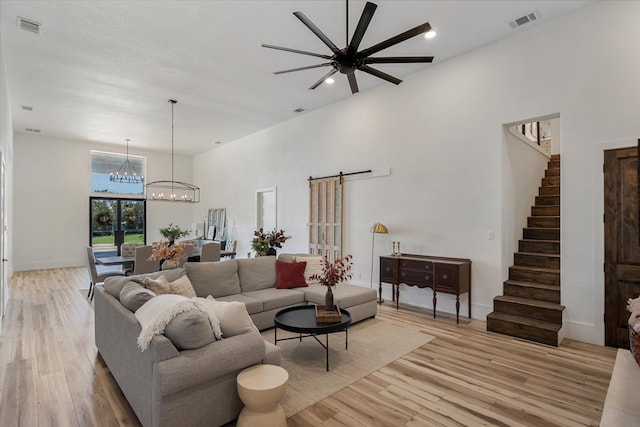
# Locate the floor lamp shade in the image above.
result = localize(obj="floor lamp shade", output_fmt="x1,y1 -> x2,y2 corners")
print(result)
370,223 -> 389,290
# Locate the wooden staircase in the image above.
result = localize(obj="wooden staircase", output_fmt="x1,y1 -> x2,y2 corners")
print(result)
487,154 -> 564,346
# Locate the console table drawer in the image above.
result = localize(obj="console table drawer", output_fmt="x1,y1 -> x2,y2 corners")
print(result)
380,258 -> 396,281
399,269 -> 433,286
400,259 -> 434,272
435,263 -> 459,291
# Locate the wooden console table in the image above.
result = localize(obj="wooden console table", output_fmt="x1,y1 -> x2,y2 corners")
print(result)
379,254 -> 471,324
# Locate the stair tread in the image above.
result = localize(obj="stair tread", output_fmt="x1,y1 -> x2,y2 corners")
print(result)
515,252 -> 560,258
510,265 -> 560,274
494,295 -> 565,310
504,279 -> 560,290
520,239 -> 560,243
487,311 -> 562,331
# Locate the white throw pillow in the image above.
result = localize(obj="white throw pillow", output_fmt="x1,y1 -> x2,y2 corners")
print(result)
200,296 -> 259,337
294,255 -> 323,284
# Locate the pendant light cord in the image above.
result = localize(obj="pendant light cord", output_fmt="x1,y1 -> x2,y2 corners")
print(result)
169,99 -> 177,195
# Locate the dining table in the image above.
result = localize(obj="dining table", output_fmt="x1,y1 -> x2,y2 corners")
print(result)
94,251 -> 236,267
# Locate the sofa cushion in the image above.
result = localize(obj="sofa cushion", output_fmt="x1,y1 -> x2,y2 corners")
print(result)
215,293 -> 263,315
185,260 -> 241,297
276,260 -> 308,289
104,268 -> 186,298
164,310 -> 216,350
237,256 -> 277,292
243,288 -> 306,312
205,296 -> 259,337
119,282 -> 156,312
302,283 -> 377,308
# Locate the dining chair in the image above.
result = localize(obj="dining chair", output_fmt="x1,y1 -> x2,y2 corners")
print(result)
133,245 -> 161,275
121,242 -> 143,275
86,246 -> 125,300
200,242 -> 221,262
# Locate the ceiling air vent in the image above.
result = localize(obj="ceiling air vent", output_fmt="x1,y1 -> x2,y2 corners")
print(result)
21,105 -> 33,111
293,108 -> 305,113
17,17 -> 41,35
25,128 -> 41,133
509,12 -> 539,29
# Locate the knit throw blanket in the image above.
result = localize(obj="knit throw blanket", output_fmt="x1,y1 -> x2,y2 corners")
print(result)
135,294 -> 222,351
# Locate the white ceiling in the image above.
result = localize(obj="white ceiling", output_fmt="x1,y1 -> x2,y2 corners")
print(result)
1,0 -> 595,156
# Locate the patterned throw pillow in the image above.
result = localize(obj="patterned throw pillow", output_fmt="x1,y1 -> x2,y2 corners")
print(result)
144,275 -> 171,294
293,255 -> 323,284
170,275 -> 197,298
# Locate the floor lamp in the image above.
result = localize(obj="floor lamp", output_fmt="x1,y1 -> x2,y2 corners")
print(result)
370,223 -> 389,297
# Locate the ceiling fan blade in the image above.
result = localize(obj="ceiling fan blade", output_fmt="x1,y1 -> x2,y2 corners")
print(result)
274,63 -> 333,75
347,73 -> 359,94
346,2 -> 377,56
359,64 -> 402,85
261,44 -> 332,60
357,22 -> 432,58
309,68 -> 338,90
363,56 -> 434,64
293,11 -> 341,55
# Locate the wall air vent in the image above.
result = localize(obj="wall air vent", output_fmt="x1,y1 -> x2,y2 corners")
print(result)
21,105 -> 33,111
17,17 -> 41,34
25,128 -> 41,133
509,12 -> 539,29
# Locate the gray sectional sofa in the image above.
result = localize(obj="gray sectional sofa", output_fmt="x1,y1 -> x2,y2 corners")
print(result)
94,254 -> 377,427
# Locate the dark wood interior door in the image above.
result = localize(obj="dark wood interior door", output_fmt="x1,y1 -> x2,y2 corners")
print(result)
604,146 -> 640,348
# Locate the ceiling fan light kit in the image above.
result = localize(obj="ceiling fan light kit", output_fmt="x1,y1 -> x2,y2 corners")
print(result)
262,0 -> 435,94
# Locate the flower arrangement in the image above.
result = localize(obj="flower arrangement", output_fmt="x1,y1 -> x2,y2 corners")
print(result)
159,223 -> 190,242
311,254 -> 353,288
148,241 -> 186,262
251,228 -> 290,254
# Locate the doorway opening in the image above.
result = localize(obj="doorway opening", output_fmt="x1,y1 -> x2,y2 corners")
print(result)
90,197 -> 146,257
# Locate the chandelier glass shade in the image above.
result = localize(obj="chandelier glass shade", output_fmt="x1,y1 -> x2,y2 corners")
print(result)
145,99 -> 200,203
110,139 -> 143,184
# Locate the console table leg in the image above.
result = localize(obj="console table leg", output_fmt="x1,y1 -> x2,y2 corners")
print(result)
395,284 -> 400,309
326,334 -> 329,371
456,296 -> 460,324
433,290 -> 437,319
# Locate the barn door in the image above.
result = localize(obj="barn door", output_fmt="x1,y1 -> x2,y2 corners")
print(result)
309,177 -> 343,261
604,146 -> 640,348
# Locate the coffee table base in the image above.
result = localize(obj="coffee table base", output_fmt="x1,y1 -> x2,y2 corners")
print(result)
274,330 -> 348,371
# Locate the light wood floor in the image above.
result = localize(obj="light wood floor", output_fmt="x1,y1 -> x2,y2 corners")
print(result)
0,268 -> 616,426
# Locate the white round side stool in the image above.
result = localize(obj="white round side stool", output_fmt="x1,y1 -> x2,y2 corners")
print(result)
236,364 -> 289,427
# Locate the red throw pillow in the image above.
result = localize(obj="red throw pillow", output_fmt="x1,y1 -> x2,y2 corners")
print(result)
276,260 -> 308,289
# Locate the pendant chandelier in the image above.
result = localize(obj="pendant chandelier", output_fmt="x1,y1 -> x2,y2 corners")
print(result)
145,99 -> 200,203
110,138 -> 143,184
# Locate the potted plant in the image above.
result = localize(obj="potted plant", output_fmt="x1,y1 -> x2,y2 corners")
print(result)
251,228 -> 290,256
310,254 -> 353,312
159,223 -> 190,245
148,241 -> 186,270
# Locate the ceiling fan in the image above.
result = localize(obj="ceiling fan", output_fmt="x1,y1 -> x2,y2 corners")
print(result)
262,0 -> 434,94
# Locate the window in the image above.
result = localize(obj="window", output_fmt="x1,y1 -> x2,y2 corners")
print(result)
91,150 -> 145,196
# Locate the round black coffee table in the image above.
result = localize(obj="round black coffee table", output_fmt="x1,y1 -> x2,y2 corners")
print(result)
274,305 -> 351,371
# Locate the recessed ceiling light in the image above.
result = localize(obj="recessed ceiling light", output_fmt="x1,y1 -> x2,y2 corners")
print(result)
325,77 -> 335,85
424,29 -> 436,39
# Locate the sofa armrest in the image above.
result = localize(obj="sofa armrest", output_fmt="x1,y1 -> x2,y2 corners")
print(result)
154,329 -> 266,396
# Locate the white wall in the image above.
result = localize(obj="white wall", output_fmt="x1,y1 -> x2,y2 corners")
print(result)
194,1 -> 640,344
0,33 -> 15,329
12,133 -> 194,271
